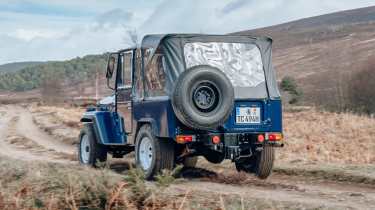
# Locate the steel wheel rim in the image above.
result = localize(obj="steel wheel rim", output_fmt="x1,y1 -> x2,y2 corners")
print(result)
192,81 -> 220,113
139,137 -> 153,171
80,134 -> 90,163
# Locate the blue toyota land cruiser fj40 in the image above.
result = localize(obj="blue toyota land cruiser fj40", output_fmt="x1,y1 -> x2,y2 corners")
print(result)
78,34 -> 283,179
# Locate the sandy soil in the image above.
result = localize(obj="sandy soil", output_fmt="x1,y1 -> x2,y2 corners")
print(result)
0,104 -> 375,209
0,105 -> 75,163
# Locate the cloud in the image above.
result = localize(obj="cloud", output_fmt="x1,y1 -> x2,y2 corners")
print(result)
9,28 -> 66,41
220,0 -> 252,15
0,0 -> 94,17
0,8 -> 134,64
140,0 -> 375,35
95,8 -> 133,28
139,0 -> 228,35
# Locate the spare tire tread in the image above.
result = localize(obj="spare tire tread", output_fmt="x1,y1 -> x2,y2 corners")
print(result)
172,65 -> 234,130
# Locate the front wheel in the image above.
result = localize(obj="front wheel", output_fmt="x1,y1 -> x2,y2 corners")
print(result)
135,125 -> 175,179
235,146 -> 274,179
78,124 -> 107,167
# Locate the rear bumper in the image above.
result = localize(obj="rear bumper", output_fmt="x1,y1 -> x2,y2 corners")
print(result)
196,133 -> 283,146
179,132 -> 283,161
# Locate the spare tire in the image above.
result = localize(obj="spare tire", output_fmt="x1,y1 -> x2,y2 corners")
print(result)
172,65 -> 234,130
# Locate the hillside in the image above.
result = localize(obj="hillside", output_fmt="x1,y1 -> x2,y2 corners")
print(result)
237,6 -> 375,49
0,61 -> 44,73
0,54 -> 108,92
236,6 -> 375,109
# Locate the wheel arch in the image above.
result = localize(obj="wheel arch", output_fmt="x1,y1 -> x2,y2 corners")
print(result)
133,118 -> 158,144
80,111 -> 125,145
80,113 -> 102,144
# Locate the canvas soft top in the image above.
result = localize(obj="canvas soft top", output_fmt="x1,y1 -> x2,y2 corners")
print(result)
141,34 -> 280,99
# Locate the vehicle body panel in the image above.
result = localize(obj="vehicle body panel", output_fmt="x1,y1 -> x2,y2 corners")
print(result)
223,99 -> 282,133
132,96 -> 178,140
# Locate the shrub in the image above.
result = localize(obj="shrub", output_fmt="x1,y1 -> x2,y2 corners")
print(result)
280,76 -> 303,104
346,58 -> 375,114
155,165 -> 183,188
124,167 -> 151,208
280,76 -> 297,93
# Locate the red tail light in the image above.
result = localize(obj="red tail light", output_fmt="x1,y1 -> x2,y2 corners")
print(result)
212,135 -> 221,144
268,133 -> 283,141
176,135 -> 194,144
257,134 -> 265,143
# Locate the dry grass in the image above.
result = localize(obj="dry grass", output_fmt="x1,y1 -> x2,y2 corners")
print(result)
0,156 -> 320,210
30,104 -> 84,129
0,157 -> 129,210
279,107 -> 375,165
30,104 -> 83,145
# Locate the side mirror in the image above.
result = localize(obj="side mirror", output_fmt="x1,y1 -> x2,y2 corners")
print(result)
106,55 -> 116,79
106,54 -> 118,90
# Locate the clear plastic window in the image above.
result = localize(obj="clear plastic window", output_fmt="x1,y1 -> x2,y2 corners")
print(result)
120,51 -> 133,88
133,49 -> 144,99
184,42 -> 265,88
144,54 -> 166,97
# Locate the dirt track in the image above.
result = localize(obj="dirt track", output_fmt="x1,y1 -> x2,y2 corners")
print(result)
0,105 -> 75,163
0,105 -> 375,209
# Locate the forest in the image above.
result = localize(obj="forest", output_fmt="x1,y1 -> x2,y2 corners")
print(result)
0,54 -> 108,91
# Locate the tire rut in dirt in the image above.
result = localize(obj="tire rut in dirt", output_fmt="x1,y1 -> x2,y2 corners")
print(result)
16,106 -> 75,154
0,105 -> 75,163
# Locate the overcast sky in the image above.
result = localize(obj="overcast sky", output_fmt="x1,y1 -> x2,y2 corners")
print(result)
1,0 -> 375,64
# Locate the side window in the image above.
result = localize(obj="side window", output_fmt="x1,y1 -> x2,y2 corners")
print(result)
144,53 -> 166,97
119,51 -> 133,88
133,49 -> 144,99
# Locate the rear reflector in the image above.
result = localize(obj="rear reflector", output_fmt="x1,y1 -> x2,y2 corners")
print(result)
268,133 -> 283,141
176,135 -> 194,144
257,134 -> 265,143
212,135 -> 221,144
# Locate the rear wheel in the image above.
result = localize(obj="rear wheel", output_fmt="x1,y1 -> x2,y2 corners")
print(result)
78,124 -> 107,167
135,125 -> 175,179
235,146 -> 274,179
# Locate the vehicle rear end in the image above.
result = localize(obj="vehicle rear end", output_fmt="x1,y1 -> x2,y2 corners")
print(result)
161,35 -> 282,178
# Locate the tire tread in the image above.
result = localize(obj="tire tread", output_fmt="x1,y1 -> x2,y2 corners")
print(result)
255,146 -> 275,179
78,123 -> 107,167
136,124 -> 175,179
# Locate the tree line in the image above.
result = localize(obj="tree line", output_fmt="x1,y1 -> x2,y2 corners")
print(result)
0,54 -> 108,92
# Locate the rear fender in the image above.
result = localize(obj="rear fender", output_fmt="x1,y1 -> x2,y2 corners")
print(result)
81,111 -> 127,145
135,118 -> 158,136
